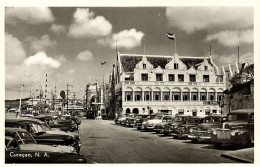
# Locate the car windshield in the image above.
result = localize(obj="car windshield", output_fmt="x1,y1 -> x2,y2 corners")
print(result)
228,113 -> 249,121
41,123 -> 52,131
175,117 -> 184,122
14,132 -> 37,144
154,116 -> 163,119
30,123 -> 45,133
204,117 -> 222,123
186,119 -> 200,124
162,117 -> 173,122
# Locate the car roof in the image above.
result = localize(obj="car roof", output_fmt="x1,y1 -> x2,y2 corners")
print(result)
189,116 -> 205,119
6,118 -> 44,124
229,109 -> 254,114
5,127 -> 28,134
205,114 -> 227,118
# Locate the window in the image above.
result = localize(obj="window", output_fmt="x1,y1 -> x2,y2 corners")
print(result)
208,92 -> 215,101
153,91 -> 161,101
200,92 -> 207,101
135,91 -> 142,101
189,75 -> 196,82
217,92 -> 224,101
163,92 -> 170,101
212,110 -> 217,113
144,91 -> 151,101
174,63 -> 179,69
141,74 -> 148,81
205,66 -> 208,70
125,91 -> 132,101
156,74 -> 163,81
203,75 -> 209,82
143,64 -> 146,69
178,74 -> 184,82
191,92 -> 198,101
168,74 -> 175,81
172,92 -> 181,101
182,92 -> 190,101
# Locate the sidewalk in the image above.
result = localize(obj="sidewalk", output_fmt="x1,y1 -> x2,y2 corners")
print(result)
221,147 -> 254,163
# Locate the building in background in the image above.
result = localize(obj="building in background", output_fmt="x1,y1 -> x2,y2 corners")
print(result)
112,53 -> 226,117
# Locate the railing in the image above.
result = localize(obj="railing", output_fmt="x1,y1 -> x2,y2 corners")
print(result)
122,81 -> 225,86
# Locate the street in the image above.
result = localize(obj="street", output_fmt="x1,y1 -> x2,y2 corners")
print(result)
79,119 -> 238,163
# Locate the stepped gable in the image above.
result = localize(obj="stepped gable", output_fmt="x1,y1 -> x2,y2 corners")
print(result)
180,57 -> 205,70
146,57 -> 172,69
120,55 -> 142,72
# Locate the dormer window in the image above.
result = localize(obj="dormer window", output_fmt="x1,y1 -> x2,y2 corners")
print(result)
205,66 -> 208,70
143,64 -> 146,69
174,63 -> 179,69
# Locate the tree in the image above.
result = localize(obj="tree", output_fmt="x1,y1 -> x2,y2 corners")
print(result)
34,102 -> 50,114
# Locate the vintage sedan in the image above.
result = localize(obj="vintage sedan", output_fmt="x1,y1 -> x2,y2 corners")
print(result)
135,115 -> 155,130
5,128 -> 87,163
172,116 -> 204,139
5,118 -> 80,153
188,114 -> 227,143
163,115 -> 190,136
34,115 -> 77,132
143,114 -> 166,131
211,109 -> 254,148
153,115 -> 175,134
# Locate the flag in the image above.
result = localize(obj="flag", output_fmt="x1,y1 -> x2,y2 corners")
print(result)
166,33 -> 175,40
101,61 -> 106,65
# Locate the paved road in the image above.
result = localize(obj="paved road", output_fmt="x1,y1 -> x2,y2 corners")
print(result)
79,119 -> 238,163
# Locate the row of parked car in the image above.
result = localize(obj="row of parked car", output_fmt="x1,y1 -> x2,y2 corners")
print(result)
115,109 -> 254,149
5,114 -> 87,163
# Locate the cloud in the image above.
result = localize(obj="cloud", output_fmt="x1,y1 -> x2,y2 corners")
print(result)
6,7 -> 55,25
27,35 -> 57,52
5,33 -> 26,64
212,52 -> 254,66
56,55 -> 67,62
205,29 -> 253,47
5,52 -> 61,90
76,50 -> 93,61
50,24 -> 66,33
68,8 -> 112,38
24,51 -> 61,68
166,7 -> 253,33
97,28 -> 144,49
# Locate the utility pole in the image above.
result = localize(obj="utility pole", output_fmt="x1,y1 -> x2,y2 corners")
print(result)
18,83 -> 24,118
66,84 -> 73,114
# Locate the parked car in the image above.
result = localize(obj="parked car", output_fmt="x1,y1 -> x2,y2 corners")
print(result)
172,116 -> 204,139
122,114 -> 135,126
5,118 -> 80,153
153,115 -> 175,134
143,114 -> 166,131
5,128 -> 87,163
135,115 -> 155,130
188,114 -> 227,143
34,115 -> 77,132
211,109 -> 254,148
163,115 -> 190,136
126,114 -> 146,127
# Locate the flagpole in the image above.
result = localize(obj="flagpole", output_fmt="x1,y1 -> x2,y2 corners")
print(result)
175,34 -> 177,54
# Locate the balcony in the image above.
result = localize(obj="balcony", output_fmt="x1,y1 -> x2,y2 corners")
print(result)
122,81 -> 225,87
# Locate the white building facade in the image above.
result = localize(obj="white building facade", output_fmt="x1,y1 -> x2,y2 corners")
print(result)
114,53 -> 226,117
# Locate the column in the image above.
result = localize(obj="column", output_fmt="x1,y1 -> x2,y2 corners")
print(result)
122,91 -> 125,102
132,91 -> 135,102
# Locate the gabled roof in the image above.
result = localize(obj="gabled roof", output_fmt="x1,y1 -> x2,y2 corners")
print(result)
119,54 -> 213,72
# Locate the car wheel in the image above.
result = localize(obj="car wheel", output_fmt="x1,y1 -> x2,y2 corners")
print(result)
213,142 -> 222,149
241,134 -> 251,148
173,135 -> 178,139
137,127 -> 141,130
164,132 -> 168,136
155,131 -> 159,134
191,139 -> 198,143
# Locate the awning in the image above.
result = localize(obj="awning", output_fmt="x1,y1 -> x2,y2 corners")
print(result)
192,109 -> 197,112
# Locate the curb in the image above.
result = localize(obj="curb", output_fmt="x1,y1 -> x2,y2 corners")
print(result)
221,148 -> 254,163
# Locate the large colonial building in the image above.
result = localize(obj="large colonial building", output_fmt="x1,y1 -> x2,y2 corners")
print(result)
113,53 -> 226,117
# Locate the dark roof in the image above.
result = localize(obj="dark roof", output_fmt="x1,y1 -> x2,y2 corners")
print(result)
120,56 -> 142,72
146,57 -> 172,69
120,55 -> 213,72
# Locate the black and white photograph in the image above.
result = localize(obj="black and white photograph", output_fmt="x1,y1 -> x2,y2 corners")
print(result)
2,0 -> 258,165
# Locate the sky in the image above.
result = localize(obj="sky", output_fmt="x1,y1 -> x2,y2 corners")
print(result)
5,6 -> 254,100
